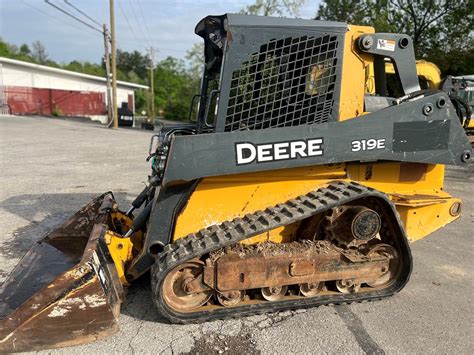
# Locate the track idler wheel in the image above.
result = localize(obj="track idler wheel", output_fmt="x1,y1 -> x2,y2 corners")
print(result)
261,285 -> 288,301
300,282 -> 324,297
216,290 -> 245,307
162,262 -> 212,311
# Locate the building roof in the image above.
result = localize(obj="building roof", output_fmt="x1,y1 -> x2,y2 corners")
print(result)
0,57 -> 149,90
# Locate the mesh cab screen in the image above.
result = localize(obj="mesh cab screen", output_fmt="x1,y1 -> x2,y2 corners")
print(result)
224,35 -> 339,132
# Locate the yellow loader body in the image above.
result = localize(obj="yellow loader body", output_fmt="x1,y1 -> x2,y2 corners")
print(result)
0,15 -> 471,353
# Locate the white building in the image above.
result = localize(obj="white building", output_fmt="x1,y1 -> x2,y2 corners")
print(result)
0,57 -> 148,123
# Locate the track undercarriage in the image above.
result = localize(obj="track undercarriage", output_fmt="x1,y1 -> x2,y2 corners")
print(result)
152,181 -> 412,322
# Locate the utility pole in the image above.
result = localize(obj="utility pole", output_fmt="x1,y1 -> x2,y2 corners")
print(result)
148,47 -> 155,119
103,24 -> 112,126
109,0 -> 118,128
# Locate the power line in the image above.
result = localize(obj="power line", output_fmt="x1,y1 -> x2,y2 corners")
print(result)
117,1 -> 146,50
20,0 -> 94,34
43,1 -> 126,53
127,0 -> 152,47
117,1 -> 141,43
63,0 -> 103,27
136,0 -> 154,44
44,0 -> 102,34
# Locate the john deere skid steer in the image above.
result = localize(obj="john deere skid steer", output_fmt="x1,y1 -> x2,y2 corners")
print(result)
0,14 -> 471,352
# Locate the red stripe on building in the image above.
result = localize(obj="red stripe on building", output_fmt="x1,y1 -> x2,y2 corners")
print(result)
5,86 -> 106,116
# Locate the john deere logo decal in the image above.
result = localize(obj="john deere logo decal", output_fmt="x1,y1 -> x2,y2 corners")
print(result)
235,138 -> 324,165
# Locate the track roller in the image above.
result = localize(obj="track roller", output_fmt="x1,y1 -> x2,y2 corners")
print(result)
336,280 -> 361,293
300,282 -> 324,297
217,290 -> 245,307
261,286 -> 288,301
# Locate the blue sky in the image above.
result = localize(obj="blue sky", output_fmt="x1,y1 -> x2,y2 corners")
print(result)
0,0 -> 321,64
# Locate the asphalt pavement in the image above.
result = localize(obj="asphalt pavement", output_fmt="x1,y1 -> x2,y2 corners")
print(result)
0,115 -> 472,354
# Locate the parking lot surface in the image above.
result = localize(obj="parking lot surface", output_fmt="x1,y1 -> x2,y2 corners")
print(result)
0,115 -> 473,354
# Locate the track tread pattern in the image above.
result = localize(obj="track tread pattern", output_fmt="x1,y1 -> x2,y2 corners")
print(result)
151,181 -> 412,323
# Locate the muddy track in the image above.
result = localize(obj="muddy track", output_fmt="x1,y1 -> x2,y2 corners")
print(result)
151,181 -> 413,323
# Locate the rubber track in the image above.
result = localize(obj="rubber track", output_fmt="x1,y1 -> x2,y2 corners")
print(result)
151,181 -> 412,323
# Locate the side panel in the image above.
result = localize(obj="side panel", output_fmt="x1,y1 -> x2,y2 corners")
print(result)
173,165 -> 346,243
346,162 -> 445,193
173,162 -> 462,243
164,92 -> 471,184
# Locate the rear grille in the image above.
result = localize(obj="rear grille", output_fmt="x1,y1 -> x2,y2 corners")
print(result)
224,35 -> 339,132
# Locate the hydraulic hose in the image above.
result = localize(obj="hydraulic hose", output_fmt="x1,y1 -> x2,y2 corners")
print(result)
123,202 -> 153,238
126,185 -> 151,215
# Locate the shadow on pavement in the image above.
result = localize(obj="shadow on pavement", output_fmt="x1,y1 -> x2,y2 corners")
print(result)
0,192 -> 134,257
1,192 -> 136,222
120,272 -> 170,323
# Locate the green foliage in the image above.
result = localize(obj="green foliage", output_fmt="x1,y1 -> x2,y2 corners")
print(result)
3,0 -> 469,123
185,42 -> 204,82
427,38 -> 474,76
0,38 -> 36,63
315,0 -> 369,24
241,0 -> 305,16
315,0 -> 474,76
0,40 -> 10,57
31,40 -> 48,64
19,44 -> 31,56
135,89 -> 147,115
116,50 -> 150,79
62,60 -> 106,76
154,57 -> 200,121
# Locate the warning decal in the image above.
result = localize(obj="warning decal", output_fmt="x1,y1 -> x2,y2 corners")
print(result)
377,39 -> 396,51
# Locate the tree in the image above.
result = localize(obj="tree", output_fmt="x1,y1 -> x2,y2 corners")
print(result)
116,49 -> 150,79
0,38 -> 13,57
315,0 -> 397,32
0,38 -> 37,63
154,57 -> 199,121
386,0 -> 473,58
185,42 -> 204,82
315,0 -> 370,24
241,0 -> 305,16
315,0 -> 474,75
64,60 -> 83,72
31,40 -> 48,64
19,44 -> 31,56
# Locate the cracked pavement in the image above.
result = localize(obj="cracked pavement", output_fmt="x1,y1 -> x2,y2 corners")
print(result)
0,116 -> 473,354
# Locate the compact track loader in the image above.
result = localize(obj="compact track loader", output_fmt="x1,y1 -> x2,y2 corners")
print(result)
0,14 -> 471,352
